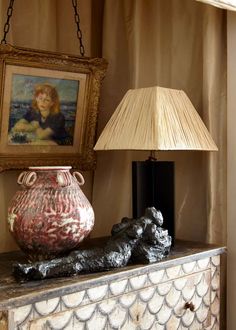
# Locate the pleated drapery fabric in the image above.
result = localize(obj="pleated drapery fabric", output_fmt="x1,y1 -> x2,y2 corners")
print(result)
202,6 -> 227,244
92,0 -> 226,245
0,0 -> 226,252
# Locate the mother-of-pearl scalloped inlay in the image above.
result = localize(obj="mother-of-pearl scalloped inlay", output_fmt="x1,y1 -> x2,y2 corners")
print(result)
8,254 -> 221,329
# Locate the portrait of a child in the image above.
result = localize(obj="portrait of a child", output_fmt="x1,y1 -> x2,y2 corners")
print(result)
7,72 -> 79,146
12,83 -> 69,144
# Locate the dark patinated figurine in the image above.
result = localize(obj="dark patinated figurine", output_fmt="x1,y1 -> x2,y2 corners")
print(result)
13,207 -> 172,282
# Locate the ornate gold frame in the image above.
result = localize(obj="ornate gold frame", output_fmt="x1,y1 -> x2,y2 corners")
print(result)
0,44 -> 107,171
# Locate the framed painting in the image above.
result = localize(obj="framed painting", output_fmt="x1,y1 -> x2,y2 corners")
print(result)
0,44 -> 107,171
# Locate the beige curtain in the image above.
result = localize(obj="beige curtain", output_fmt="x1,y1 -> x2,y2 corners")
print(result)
0,0 -> 92,54
202,7 -> 227,244
92,0 -> 227,245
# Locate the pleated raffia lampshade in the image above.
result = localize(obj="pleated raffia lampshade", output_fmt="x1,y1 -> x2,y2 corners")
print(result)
196,0 -> 236,11
94,86 -> 218,151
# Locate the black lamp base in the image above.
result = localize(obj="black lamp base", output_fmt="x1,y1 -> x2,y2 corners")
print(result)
132,160 -> 175,239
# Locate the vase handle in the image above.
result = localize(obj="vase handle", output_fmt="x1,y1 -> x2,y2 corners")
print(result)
17,171 -> 37,187
73,171 -> 85,186
24,171 -> 37,187
17,171 -> 27,185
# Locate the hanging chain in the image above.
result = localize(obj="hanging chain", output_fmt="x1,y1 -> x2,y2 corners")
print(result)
1,0 -> 85,54
1,0 -> 15,44
72,0 -> 85,56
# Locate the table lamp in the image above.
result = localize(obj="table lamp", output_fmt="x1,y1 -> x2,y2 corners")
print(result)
94,86 -> 217,239
196,0 -> 236,11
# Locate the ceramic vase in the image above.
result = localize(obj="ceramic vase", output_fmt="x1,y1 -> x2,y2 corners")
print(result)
8,166 -> 94,261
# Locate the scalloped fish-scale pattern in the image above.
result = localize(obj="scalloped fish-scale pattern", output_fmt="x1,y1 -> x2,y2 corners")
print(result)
12,260 -> 210,327
86,311 -> 107,330
98,299 -> 117,315
109,278 -> 128,295
197,257 -> 210,270
211,255 -> 220,267
24,269 -> 213,330
138,286 -> 156,302
165,285 -> 182,308
34,297 -> 60,316
196,303 -> 210,323
166,265 -> 182,279
182,261 -> 197,274
174,276 -> 188,291
148,269 -> 166,284
10,255 -> 220,330
181,308 -> 196,327
211,268 -> 220,291
177,258 -> 208,278
156,303 -> 173,325
156,281 -> 173,296
119,291 -> 137,308
206,256 -> 220,330
61,290 -> 86,309
129,274 -> 147,290
87,284 -> 108,302
11,305 -> 33,325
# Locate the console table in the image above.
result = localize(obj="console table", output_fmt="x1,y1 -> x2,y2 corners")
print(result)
0,240 -> 225,329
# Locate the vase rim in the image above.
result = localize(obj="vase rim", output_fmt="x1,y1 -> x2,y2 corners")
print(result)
28,166 -> 72,171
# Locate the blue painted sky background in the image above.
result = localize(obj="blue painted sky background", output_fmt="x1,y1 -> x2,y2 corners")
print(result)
11,74 -> 79,103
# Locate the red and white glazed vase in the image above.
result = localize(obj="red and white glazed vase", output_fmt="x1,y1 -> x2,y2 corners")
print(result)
8,166 -> 95,261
